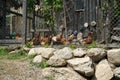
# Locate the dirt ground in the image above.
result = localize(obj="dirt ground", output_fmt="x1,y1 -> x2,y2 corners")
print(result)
0,60 -> 45,80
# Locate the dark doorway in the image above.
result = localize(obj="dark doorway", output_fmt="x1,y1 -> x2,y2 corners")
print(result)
0,0 -> 6,39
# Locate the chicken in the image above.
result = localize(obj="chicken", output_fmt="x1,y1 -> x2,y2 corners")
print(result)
52,33 -> 63,42
32,34 -> 41,45
15,33 -> 22,40
77,32 -> 83,42
60,38 -> 67,45
67,34 -> 74,42
56,33 -> 63,41
40,36 -> 52,45
81,32 -> 93,45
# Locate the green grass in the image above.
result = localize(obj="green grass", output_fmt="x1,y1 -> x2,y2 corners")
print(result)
46,76 -> 55,80
39,61 -> 48,69
0,46 -> 9,59
83,41 -> 105,49
7,48 -> 27,60
25,42 -> 33,48
43,43 -> 51,48
0,46 -> 9,55
0,46 -> 27,60
84,41 -> 97,49
28,54 -> 37,59
69,43 -> 77,50
29,60 -> 48,69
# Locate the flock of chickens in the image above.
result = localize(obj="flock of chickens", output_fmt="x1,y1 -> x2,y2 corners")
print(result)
32,32 -> 93,46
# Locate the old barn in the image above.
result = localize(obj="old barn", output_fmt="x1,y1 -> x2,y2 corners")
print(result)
0,0 -> 120,47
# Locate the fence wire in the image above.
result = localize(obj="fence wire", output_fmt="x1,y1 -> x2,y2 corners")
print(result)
107,0 -> 120,46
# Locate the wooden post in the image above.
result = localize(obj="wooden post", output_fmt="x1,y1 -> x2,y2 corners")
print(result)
32,10 -> 35,38
3,0 -> 6,38
22,0 -> 27,44
63,0 -> 67,38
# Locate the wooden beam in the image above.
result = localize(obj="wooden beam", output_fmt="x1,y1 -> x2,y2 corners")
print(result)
22,0 -> 27,44
63,0 -> 67,38
6,9 -> 32,19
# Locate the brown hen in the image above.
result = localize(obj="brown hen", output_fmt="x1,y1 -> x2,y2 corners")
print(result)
81,32 -> 93,45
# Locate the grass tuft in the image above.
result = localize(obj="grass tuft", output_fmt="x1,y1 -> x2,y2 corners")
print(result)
46,76 -> 55,80
7,48 -> 27,60
0,46 -> 27,60
29,60 -> 48,69
69,43 -> 77,50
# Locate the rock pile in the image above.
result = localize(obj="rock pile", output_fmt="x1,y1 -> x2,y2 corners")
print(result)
28,47 -> 120,80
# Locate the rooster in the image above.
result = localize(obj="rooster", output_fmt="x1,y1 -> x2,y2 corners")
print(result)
81,32 -> 93,45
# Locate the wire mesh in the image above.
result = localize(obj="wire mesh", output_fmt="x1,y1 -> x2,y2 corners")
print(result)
107,0 -> 120,46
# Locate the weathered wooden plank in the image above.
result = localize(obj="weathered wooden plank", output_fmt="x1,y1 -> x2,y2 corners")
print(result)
21,0 -> 27,44
0,39 -> 22,44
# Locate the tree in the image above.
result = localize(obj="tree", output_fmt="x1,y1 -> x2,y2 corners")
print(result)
40,0 -> 63,34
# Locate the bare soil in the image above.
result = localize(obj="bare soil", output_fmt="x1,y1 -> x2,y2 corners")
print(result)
0,60 -> 45,80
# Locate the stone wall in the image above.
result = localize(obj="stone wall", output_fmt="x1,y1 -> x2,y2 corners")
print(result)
28,47 -> 120,80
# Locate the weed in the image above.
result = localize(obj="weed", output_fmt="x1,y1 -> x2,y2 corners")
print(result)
0,46 -> 27,60
69,43 -> 77,50
0,46 -> 9,55
84,41 -> 97,49
7,48 -> 27,60
25,42 -> 33,48
44,44 -> 51,48
0,46 -> 9,59
28,54 -> 37,59
46,76 -> 55,80
39,61 -> 48,69
30,60 -> 48,69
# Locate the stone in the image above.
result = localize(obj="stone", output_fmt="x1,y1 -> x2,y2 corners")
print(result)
54,47 -> 73,60
73,48 -> 87,57
7,45 -> 21,52
95,59 -> 113,80
108,62 -> 116,70
67,57 -> 94,77
41,48 -> 56,59
87,48 -> 106,62
42,68 -> 87,80
33,55 -> 43,63
28,48 -> 36,56
28,47 -> 46,56
33,47 -> 45,55
107,49 -> 120,66
23,47 -> 31,52
9,50 -> 21,54
114,67 -> 120,78
47,55 -> 66,67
